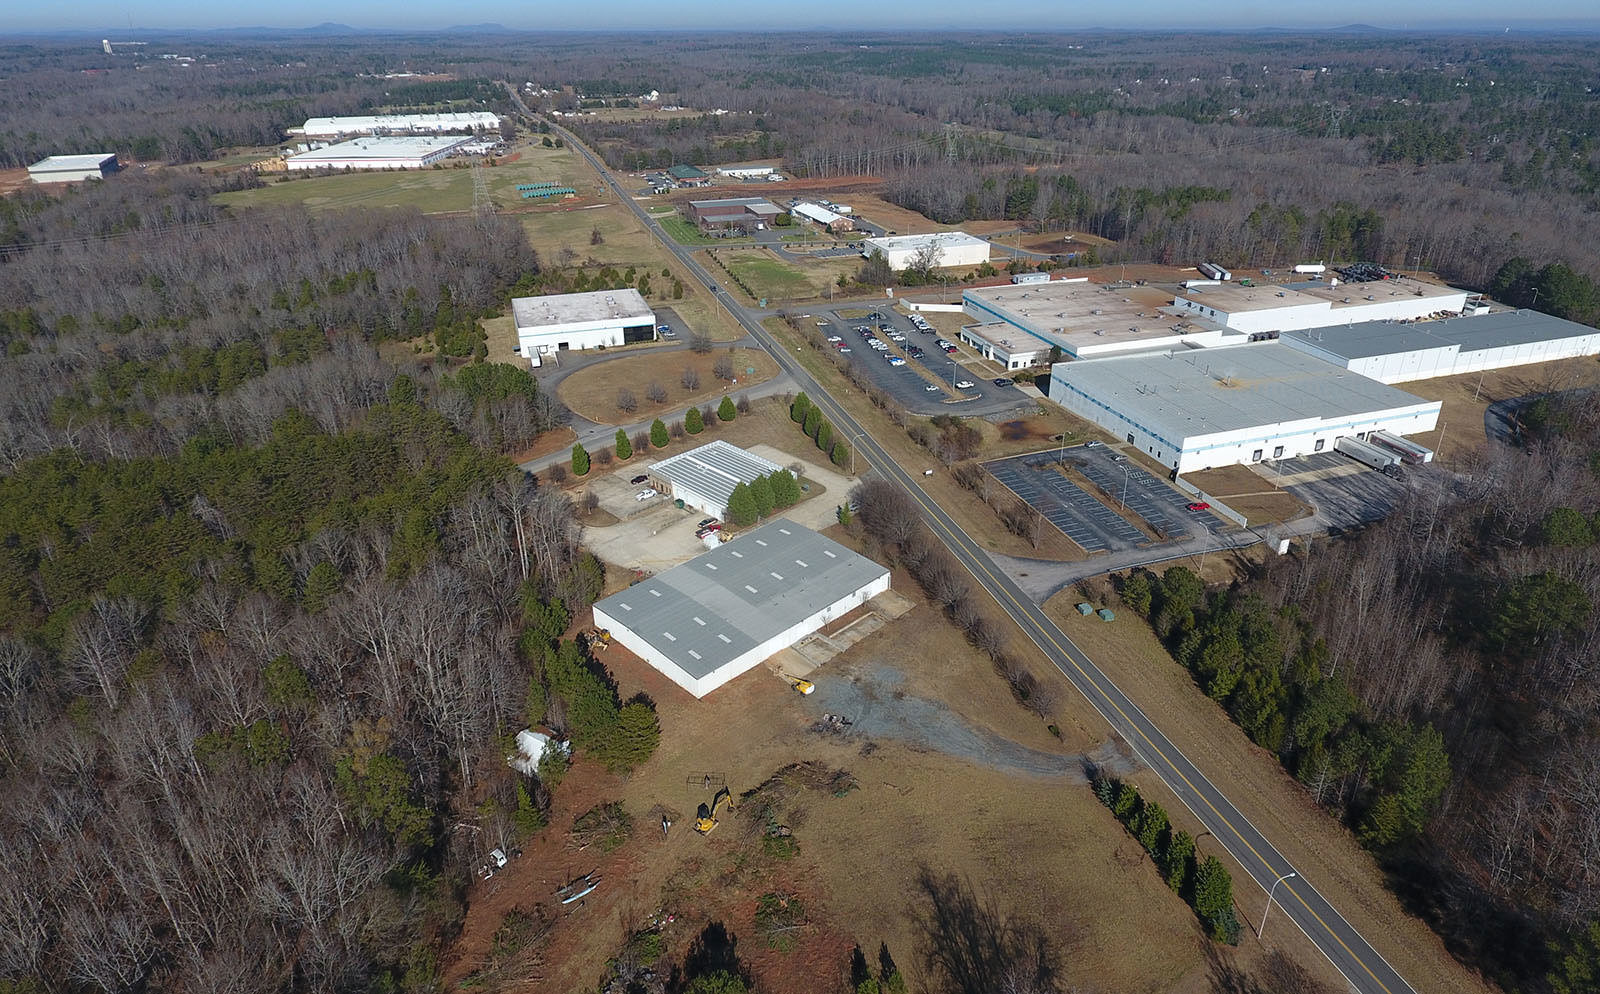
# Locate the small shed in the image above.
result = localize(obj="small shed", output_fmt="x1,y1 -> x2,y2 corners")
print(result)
507,729 -> 568,776
1097,608 -> 1116,622
1075,602 -> 1093,616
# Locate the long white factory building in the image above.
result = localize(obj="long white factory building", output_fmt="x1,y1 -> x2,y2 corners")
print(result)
27,154 -> 119,184
511,288 -> 656,367
292,112 -> 501,138
284,135 -> 472,171
1281,309 -> 1600,383
592,522 -> 890,698
1048,343 -> 1440,474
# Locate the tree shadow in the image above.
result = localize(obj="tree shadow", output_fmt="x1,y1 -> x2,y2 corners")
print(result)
908,867 -> 1064,994
669,921 -> 753,993
1203,943 -> 1341,994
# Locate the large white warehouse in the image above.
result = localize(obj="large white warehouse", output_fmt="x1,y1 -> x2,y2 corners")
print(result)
27,154 -> 119,184
592,521 -> 891,698
862,232 -> 990,271
1172,276 -> 1469,335
1282,309 -> 1600,384
284,136 -> 471,171
511,288 -> 656,366
964,280 -> 1217,360
646,440 -> 783,521
293,112 -> 501,138
1048,343 -> 1440,474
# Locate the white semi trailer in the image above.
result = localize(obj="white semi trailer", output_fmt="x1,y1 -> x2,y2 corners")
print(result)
1336,435 -> 1401,469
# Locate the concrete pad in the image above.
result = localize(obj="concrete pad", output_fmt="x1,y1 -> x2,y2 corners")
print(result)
581,501 -> 709,573
587,466 -> 662,521
870,589 -> 916,620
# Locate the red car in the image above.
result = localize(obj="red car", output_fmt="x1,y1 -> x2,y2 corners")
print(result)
1186,501 -> 1211,512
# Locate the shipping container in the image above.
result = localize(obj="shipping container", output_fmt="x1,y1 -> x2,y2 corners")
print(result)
1336,435 -> 1401,469
1369,430 -> 1433,464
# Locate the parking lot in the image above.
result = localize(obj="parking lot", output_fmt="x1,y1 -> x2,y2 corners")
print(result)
812,305 -> 1021,415
986,446 -> 1231,554
1267,452 -> 1413,531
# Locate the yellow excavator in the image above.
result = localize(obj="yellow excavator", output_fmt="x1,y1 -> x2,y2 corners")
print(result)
789,678 -> 815,695
586,628 -> 612,652
695,787 -> 734,835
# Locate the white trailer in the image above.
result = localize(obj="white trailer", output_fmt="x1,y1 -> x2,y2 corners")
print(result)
1293,263 -> 1327,275
1370,430 -> 1433,464
1336,435 -> 1400,469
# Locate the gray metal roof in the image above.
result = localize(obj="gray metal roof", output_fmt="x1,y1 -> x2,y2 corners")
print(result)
1052,343 -> 1434,442
28,153 -> 116,171
1283,309 -> 1600,360
648,440 -> 781,508
690,197 -> 781,214
594,522 -> 888,679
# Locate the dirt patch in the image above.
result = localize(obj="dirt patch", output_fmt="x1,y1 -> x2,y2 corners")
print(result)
557,347 -> 779,425
1400,354 -> 1600,465
996,418 -> 1056,443
0,169 -> 33,197
1183,462 -> 1311,526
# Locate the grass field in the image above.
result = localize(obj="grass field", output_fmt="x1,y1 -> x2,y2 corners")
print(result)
556,346 -> 779,424
657,214 -> 721,246
719,251 -> 816,299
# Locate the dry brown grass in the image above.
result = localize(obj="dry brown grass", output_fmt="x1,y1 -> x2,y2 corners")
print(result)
1400,354 -> 1600,465
556,346 -> 778,424
1183,463 -> 1311,526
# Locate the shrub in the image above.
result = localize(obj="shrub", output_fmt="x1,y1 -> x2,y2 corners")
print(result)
682,366 -> 701,391
718,395 -> 737,422
572,444 -> 590,476
685,406 -> 704,434
831,442 -> 850,468
650,418 -> 669,448
616,387 -> 637,414
791,392 -> 812,424
646,381 -> 668,404
615,429 -> 631,460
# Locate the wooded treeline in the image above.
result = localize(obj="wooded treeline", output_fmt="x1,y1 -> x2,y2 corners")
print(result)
0,171 -> 656,992
0,171 -> 561,470
1128,397 -> 1600,992
549,33 -> 1600,291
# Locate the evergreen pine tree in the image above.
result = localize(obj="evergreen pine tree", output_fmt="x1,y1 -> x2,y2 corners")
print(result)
685,406 -> 704,434
718,395 -> 737,422
650,418 -> 669,448
572,443 -> 590,476
750,476 -> 774,518
727,482 -> 758,526
615,429 -> 632,460
791,392 -> 811,424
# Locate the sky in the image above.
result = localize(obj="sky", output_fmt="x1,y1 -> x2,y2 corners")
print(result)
9,0 -> 1600,32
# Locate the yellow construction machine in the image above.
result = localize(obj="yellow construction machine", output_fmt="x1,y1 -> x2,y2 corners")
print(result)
694,787 -> 734,835
586,628 -> 612,651
789,678 -> 815,695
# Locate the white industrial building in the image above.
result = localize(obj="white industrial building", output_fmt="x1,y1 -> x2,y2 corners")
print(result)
27,154 -> 119,184
963,280 -> 1217,359
511,288 -> 656,367
292,112 -> 500,138
1048,343 -> 1440,474
791,202 -> 852,232
646,440 -> 783,521
284,135 -> 472,171
1172,276 -> 1470,335
1282,310 -> 1600,383
592,521 -> 891,698
957,324 -> 1048,371
862,232 -> 990,271
716,165 -> 775,179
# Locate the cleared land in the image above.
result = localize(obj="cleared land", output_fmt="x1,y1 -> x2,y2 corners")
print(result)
557,346 -> 778,424
657,214 -> 722,246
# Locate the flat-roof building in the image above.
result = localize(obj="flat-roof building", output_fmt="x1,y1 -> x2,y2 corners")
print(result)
1048,343 -> 1440,474
668,164 -> 709,184
284,135 -> 471,171
645,440 -> 783,521
293,113 -> 500,138
592,521 -> 891,698
964,281 -> 1224,359
862,232 -> 989,271
1172,276 -> 1469,335
27,154 -> 119,184
687,196 -> 782,229
717,165 -> 774,178
1282,309 -> 1600,383
511,288 -> 656,367
957,323 -> 1048,371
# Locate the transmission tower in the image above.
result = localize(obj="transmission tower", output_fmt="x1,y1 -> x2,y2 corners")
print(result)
1325,106 -> 1346,140
471,162 -> 495,218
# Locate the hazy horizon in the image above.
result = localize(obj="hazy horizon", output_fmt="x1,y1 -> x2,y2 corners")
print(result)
9,2 -> 1600,34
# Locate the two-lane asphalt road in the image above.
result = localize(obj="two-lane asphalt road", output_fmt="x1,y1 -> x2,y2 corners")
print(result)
527,93 -> 1418,994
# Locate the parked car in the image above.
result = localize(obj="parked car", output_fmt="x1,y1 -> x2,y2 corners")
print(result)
1186,501 -> 1212,512
657,324 -> 671,333
635,489 -> 657,501
697,518 -> 717,528
837,346 -> 851,353
826,335 -> 842,343
1085,441 -> 1103,448
924,383 -> 941,392
630,474 -> 649,485
954,380 -> 974,389
888,357 -> 907,366
993,377 -> 1012,387
660,327 -> 677,338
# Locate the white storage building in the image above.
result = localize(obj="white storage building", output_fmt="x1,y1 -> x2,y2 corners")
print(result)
791,202 -> 852,232
592,521 -> 891,698
511,288 -> 656,367
862,232 -> 990,271
1172,277 -> 1469,335
1048,343 -> 1440,474
646,440 -> 783,521
284,135 -> 472,171
27,154 -> 119,184
716,165 -> 775,178
293,112 -> 500,138
1281,310 -> 1600,384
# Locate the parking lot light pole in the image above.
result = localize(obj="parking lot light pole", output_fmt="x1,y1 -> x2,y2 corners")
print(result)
1120,464 -> 1130,509
1259,871 -> 1297,941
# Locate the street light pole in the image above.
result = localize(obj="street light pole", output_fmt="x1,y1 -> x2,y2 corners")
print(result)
1259,871 -> 1298,941
1119,464 -> 1130,509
